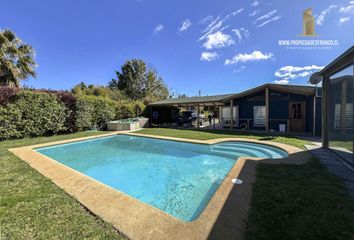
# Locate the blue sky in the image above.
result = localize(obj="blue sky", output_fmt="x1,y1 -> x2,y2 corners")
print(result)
1,0 -> 354,96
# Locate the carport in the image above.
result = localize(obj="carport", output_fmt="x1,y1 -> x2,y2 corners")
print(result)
148,94 -> 235,129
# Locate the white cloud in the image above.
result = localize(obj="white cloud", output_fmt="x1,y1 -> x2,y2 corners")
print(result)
257,16 -> 281,27
154,24 -> 164,33
200,52 -> 219,62
251,0 -> 259,7
233,66 -> 246,73
179,19 -> 192,32
256,10 -> 277,22
199,15 -> 214,24
203,31 -> 235,49
339,1 -> 354,14
234,8 -> 244,14
249,10 -> 260,16
274,79 -> 290,84
316,5 -> 337,25
225,51 -> 273,65
231,28 -> 250,42
274,65 -> 324,84
198,9 -> 243,41
339,16 -> 351,24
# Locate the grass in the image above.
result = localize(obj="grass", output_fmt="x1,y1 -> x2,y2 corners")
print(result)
136,128 -> 354,240
0,131 -> 127,240
330,141 -> 353,152
135,128 -> 310,149
246,159 -> 354,240
2,128 -> 354,240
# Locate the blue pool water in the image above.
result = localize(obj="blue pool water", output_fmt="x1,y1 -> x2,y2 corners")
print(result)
36,135 -> 287,221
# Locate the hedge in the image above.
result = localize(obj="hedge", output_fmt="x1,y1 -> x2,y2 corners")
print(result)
0,91 -> 67,140
0,88 -> 148,140
75,96 -> 116,131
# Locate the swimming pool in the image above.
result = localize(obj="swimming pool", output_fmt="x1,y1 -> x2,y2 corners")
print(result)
36,134 -> 287,221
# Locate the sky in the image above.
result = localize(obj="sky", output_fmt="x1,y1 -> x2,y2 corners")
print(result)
1,0 -> 354,96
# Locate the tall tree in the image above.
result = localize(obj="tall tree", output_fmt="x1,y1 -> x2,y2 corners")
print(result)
109,59 -> 169,101
0,29 -> 37,87
145,70 -> 169,102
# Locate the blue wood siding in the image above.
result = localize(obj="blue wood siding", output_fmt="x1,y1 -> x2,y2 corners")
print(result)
232,89 -> 322,134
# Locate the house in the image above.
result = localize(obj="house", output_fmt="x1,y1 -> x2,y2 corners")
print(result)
312,45 -> 353,165
149,83 -> 322,135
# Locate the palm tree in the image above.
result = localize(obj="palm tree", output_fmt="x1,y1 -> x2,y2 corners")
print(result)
0,29 -> 37,87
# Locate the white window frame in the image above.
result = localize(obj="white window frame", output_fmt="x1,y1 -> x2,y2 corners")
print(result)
254,106 -> 266,127
334,103 -> 353,129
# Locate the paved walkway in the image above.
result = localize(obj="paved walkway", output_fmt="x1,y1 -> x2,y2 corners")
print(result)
305,144 -> 354,198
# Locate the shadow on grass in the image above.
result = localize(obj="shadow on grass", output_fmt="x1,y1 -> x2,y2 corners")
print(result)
207,152 -> 354,240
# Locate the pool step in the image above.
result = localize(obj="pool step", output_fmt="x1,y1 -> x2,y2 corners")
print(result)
210,143 -> 284,159
210,146 -> 261,157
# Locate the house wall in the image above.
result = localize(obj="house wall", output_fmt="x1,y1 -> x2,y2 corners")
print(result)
232,91 -> 266,130
231,89 -> 322,134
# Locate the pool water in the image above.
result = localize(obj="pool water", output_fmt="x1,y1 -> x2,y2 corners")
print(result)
36,135 -> 287,221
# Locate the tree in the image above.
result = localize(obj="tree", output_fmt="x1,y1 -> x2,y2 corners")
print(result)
110,59 -> 147,100
145,70 -> 169,102
109,59 -> 169,101
0,29 -> 37,87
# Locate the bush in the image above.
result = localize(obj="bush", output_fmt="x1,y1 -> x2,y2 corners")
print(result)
75,98 -> 94,131
56,92 -> 77,132
0,91 -> 67,140
134,100 -> 146,116
115,101 -> 136,119
0,86 -> 19,106
75,96 -> 116,130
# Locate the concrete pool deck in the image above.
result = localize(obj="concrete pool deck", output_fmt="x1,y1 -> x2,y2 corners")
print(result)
9,132 -> 311,240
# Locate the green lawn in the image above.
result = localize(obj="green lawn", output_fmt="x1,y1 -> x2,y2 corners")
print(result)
135,128 -> 310,149
2,129 -> 354,240
136,128 -> 354,240
0,132 -> 127,240
246,160 -> 354,240
330,141 -> 353,152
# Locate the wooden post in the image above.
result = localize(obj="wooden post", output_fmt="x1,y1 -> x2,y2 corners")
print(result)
265,87 -> 269,131
287,119 -> 290,133
322,75 -> 329,148
352,62 -> 354,166
313,96 -> 316,136
219,106 -> 222,124
341,79 -> 347,136
197,104 -> 200,129
149,106 -> 153,127
230,100 -> 234,130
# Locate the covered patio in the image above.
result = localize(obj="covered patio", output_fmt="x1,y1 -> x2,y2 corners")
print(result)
148,83 -> 321,135
148,93 -> 234,129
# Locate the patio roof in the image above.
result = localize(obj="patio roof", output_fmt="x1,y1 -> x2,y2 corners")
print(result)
318,45 -> 354,76
222,83 -> 317,101
148,93 -> 235,107
149,84 -> 317,107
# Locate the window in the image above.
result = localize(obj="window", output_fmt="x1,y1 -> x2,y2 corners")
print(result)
291,103 -> 303,119
334,103 -> 353,129
254,106 -> 266,127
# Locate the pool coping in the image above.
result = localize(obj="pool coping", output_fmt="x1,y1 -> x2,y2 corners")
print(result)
9,131 -> 310,240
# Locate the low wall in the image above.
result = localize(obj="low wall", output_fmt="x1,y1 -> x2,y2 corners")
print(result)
107,117 -> 149,131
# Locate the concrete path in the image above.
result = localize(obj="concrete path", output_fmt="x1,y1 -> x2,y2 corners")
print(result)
305,144 -> 354,198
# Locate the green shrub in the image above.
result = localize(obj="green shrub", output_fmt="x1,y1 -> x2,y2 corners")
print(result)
134,100 -> 146,116
92,97 -> 116,129
75,96 -> 116,130
115,101 -> 136,119
0,91 -> 67,140
75,98 -> 94,131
